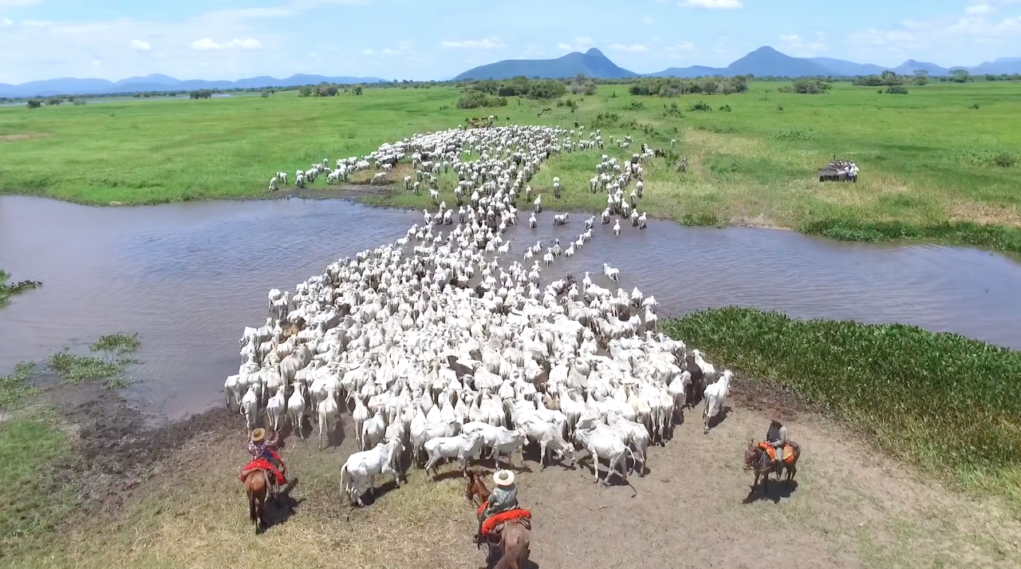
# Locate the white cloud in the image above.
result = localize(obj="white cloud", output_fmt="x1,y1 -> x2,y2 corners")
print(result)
131,39 -> 151,52
0,0 -> 41,5
644,17 -> 655,25
91,58 -> 102,67
382,48 -> 400,55
662,41 -> 695,59
362,48 -> 375,55
2,17 -> 13,26
22,19 -> 52,27
609,43 -> 649,52
440,36 -> 505,49
779,34 -> 825,56
677,0 -> 742,9
966,4 -> 992,15
190,38 -> 262,51
557,36 -> 595,52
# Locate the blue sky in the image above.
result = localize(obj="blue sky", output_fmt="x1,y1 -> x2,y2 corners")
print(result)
0,0 -> 1019,83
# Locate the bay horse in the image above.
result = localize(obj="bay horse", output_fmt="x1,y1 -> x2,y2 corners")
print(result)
466,468 -> 491,507
743,439 -> 801,496
244,469 -> 270,533
481,517 -> 531,569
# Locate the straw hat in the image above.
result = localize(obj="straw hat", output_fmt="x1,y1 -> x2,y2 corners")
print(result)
493,470 -> 515,488
251,428 -> 267,443
769,410 -> 783,423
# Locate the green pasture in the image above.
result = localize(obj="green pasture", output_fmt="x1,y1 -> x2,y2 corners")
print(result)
1,81 -> 1020,253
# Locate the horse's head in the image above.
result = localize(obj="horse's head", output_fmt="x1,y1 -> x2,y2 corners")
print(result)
743,439 -> 759,470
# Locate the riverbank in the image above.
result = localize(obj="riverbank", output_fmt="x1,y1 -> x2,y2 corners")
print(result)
2,82 -> 1020,254
3,308 -> 1021,568
663,308 -> 1021,507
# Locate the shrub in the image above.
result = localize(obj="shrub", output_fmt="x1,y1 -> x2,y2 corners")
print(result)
718,104 -> 732,112
969,102 -> 980,110
687,101 -> 712,112
994,151 -> 1017,168
664,308 -> 1021,502
456,90 -> 508,109
591,111 -> 620,127
26,99 -> 42,109
791,79 -> 831,94
662,102 -> 683,118
885,85 -> 909,94
623,101 -> 645,111
776,104 -> 784,111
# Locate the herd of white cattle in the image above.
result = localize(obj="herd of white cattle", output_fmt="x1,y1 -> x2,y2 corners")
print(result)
231,125 -> 733,506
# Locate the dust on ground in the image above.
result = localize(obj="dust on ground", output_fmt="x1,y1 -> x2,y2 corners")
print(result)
32,380 -> 1021,569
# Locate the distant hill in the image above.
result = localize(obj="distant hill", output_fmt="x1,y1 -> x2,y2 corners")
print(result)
0,74 -> 388,98
893,59 -> 948,76
454,46 -> 1021,80
806,57 -> 888,77
453,48 -> 639,80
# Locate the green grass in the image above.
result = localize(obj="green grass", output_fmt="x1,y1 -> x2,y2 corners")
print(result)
0,270 -> 40,309
48,334 -> 139,386
2,82 -> 1021,253
663,308 -> 1021,506
0,363 -> 39,411
0,414 -> 74,560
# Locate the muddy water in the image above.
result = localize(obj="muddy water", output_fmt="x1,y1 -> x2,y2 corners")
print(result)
2,195 -> 1020,419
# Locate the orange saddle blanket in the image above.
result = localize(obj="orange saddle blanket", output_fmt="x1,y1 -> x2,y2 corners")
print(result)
758,442 -> 796,464
476,502 -> 532,536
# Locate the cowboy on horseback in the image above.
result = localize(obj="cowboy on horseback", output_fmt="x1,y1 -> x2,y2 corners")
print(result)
249,428 -> 286,493
476,470 -> 519,545
766,410 -> 788,473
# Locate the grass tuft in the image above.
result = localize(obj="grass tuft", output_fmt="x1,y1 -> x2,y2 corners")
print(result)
90,333 -> 141,355
0,363 -> 39,411
663,308 -> 1021,506
47,334 -> 140,387
799,219 -> 1021,255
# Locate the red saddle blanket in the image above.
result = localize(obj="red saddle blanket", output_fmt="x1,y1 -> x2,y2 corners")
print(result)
239,458 -> 286,486
477,503 -> 532,537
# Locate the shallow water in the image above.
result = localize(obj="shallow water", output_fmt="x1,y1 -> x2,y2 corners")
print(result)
2,195 -> 1020,419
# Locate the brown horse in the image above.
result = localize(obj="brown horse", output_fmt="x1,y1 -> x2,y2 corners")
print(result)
466,468 -> 491,507
484,519 -> 531,569
743,439 -> 801,496
244,469 -> 270,533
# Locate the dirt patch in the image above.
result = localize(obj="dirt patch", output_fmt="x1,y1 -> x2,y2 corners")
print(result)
0,132 -> 52,143
37,378 -> 1021,569
45,383 -> 239,518
946,200 -> 1021,227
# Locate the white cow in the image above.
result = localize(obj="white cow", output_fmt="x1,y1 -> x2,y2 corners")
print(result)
340,438 -> 404,506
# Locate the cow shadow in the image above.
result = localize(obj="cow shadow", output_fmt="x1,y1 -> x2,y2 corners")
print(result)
353,479 -> 401,506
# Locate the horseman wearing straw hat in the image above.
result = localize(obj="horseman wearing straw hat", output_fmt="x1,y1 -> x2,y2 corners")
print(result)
476,470 -> 519,543
765,410 -> 788,473
249,428 -> 285,473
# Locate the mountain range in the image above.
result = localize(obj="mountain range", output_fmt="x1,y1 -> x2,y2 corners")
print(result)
4,47 -> 1021,98
0,73 -> 387,99
455,46 -> 1021,80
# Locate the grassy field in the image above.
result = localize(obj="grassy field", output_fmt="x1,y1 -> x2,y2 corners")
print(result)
2,82 -> 1020,253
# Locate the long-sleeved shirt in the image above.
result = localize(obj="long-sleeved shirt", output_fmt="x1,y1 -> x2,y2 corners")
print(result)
483,485 -> 519,519
766,423 -> 788,448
